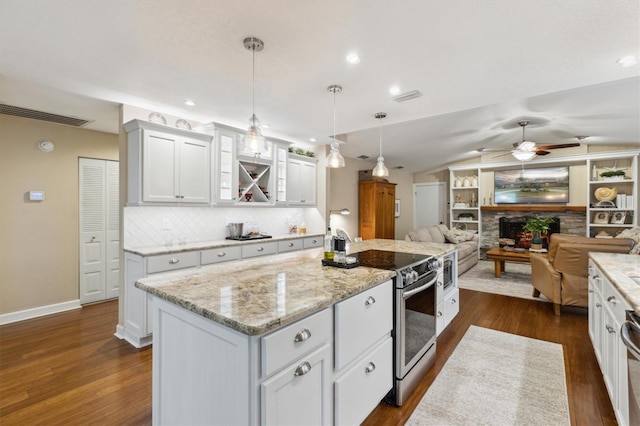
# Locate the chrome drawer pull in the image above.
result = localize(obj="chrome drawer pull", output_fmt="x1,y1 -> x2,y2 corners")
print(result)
364,296 -> 376,306
606,325 -> 616,334
294,328 -> 311,342
90,236 -> 96,242
588,289 -> 594,293
437,281 -> 443,287
437,311 -> 443,317
217,252 -> 226,257
596,303 -> 601,308
169,258 -> 179,264
451,298 -> 457,304
365,362 -> 376,373
294,361 -> 311,377
311,239 -> 317,243
607,296 -> 617,305
288,243 -> 294,247
257,247 -> 264,252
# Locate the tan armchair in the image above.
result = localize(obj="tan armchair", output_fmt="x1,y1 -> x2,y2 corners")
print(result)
530,233 -> 634,315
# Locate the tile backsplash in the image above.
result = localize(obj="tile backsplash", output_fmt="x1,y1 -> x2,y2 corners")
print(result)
124,206 -> 323,248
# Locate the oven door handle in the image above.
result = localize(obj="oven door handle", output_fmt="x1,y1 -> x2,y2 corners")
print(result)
403,274 -> 438,299
621,320 -> 640,360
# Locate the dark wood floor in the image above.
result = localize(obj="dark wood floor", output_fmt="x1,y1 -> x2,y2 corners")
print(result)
0,290 -> 616,425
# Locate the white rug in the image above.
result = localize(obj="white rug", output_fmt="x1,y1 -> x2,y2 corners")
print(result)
406,326 -> 570,426
458,260 -> 549,302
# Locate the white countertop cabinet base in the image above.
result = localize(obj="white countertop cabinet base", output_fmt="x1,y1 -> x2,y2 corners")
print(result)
588,259 -> 631,426
148,280 -> 393,425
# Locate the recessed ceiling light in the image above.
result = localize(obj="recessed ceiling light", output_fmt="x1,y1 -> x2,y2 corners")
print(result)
309,137 -> 317,142
617,55 -> 638,67
346,53 -> 361,65
184,99 -> 195,106
389,86 -> 401,96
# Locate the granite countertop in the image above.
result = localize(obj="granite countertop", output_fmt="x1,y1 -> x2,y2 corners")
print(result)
589,252 -> 640,314
135,239 -> 455,336
124,233 -> 324,256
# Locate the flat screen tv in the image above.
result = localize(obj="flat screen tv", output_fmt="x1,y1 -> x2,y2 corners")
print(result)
494,166 -> 569,204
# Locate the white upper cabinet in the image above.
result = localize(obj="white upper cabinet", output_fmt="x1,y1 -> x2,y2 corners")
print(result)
125,120 -> 212,205
287,154 -> 317,205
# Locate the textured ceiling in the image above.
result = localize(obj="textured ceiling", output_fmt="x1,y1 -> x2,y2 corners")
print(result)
0,0 -> 638,172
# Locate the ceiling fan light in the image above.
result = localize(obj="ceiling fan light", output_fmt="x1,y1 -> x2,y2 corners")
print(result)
512,150 -> 537,161
372,156 -> 389,177
518,141 -> 536,151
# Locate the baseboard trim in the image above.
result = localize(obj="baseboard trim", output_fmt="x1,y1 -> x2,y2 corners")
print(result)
0,300 -> 81,325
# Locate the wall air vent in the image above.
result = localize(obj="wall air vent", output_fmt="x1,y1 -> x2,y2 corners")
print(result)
391,90 -> 422,103
357,155 -> 370,160
0,103 -> 93,127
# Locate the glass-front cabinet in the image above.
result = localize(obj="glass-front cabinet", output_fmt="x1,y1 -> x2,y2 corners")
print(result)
216,129 -> 237,203
586,153 -> 638,238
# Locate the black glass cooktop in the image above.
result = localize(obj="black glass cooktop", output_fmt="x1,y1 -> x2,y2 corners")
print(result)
357,249 -> 430,270
225,234 -> 272,241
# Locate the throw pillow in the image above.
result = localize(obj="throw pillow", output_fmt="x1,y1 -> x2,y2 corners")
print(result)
616,226 -> 640,255
443,228 -> 475,244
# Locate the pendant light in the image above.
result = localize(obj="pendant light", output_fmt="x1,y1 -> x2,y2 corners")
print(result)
242,36 -> 266,155
372,112 -> 389,177
326,84 -> 345,168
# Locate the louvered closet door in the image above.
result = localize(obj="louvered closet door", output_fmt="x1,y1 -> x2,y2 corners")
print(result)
79,158 -> 120,304
105,161 -> 120,299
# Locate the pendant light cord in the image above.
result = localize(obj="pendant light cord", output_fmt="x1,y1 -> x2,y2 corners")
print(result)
251,45 -> 256,125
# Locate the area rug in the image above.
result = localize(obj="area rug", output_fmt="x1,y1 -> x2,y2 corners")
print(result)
406,326 -> 570,426
458,260 -> 549,302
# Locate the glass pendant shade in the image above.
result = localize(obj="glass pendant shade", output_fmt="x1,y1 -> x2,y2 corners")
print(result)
372,156 -> 389,177
372,112 -> 389,177
326,84 -> 345,168
243,114 -> 266,153
327,145 -> 346,167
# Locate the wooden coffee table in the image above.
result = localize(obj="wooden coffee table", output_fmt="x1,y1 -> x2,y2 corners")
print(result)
485,247 -> 532,278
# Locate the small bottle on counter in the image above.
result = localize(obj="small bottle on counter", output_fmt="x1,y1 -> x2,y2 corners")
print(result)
299,223 -> 307,235
324,227 -> 334,260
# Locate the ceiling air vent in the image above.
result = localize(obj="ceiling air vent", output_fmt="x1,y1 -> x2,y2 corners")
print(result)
0,103 -> 93,127
391,90 -> 422,103
357,155 -> 370,160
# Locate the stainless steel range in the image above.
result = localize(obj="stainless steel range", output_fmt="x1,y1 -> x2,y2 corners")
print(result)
358,249 -> 441,406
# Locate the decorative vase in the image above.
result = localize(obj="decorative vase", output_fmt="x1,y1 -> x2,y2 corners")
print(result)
471,176 -> 478,187
454,177 -> 461,187
463,177 -> 470,187
530,231 -> 543,250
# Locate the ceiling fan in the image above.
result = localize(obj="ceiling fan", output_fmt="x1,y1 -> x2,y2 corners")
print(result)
510,120 -> 580,161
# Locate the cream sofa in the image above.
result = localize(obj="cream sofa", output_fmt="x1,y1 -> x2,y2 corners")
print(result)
405,224 -> 479,275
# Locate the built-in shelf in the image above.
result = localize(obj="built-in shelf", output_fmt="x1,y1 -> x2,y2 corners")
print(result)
480,205 -> 586,212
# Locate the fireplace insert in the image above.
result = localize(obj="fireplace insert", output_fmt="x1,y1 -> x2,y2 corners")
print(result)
499,216 -> 560,249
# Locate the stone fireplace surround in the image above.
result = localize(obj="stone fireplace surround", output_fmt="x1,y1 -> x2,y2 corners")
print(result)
480,206 -> 586,260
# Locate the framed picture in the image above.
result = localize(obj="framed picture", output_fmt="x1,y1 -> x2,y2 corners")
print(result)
593,212 -> 610,224
610,211 -> 626,224
395,199 -> 401,217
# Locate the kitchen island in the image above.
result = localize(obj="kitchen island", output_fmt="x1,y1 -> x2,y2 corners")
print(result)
135,239 -> 456,425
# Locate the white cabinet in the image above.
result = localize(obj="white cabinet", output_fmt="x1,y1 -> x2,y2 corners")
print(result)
586,153 -> 638,238
436,252 -> 459,335
215,128 -> 238,203
119,236 -> 324,348
275,145 -> 288,203
588,259 -> 631,425
119,251 -> 199,348
333,280 -> 393,425
261,309 -> 333,425
287,155 -> 317,205
148,278 -> 394,425
125,120 -> 212,205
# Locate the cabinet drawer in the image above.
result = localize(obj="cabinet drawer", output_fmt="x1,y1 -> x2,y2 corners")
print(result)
146,251 -> 199,274
303,236 -> 323,249
334,336 -> 393,426
261,308 -> 332,377
601,276 -> 630,323
335,280 -> 393,370
201,246 -> 241,265
278,239 -> 303,253
242,241 -> 278,259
